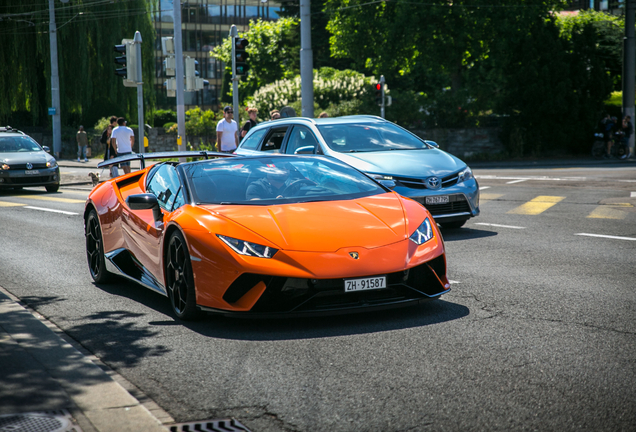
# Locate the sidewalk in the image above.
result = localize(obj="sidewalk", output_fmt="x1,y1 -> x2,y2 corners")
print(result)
0,286 -> 170,432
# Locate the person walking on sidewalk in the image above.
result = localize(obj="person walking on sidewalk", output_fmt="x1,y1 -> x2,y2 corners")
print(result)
76,126 -> 89,162
241,107 -> 259,140
109,117 -> 134,175
100,116 -> 118,161
216,106 -> 239,153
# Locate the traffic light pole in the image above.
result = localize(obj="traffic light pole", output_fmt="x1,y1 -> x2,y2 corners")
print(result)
230,25 -> 240,120
300,0 -> 314,118
47,0 -> 62,158
623,0 -> 635,157
173,0 -> 186,152
133,31 -> 144,154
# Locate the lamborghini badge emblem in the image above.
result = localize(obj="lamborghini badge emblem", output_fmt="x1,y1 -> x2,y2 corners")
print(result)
349,252 -> 359,260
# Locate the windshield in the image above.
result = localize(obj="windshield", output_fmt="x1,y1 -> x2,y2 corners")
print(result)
182,156 -> 385,205
0,136 -> 43,153
317,122 -> 430,153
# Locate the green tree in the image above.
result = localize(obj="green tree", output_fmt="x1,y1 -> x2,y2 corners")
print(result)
0,0 -> 155,129
211,18 -> 301,103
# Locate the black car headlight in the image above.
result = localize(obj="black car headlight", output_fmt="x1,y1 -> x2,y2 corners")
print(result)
217,235 -> 278,258
409,218 -> 435,245
458,167 -> 473,183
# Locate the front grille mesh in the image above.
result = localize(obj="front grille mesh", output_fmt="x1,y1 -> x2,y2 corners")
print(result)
394,173 -> 459,190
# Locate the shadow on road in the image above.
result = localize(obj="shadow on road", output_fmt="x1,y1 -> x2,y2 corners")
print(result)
441,227 -> 497,241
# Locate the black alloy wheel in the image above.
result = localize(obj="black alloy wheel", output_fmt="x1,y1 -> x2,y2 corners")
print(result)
85,210 -> 112,283
166,231 -> 201,320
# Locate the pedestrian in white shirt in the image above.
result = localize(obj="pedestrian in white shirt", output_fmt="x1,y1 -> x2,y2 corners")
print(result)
216,106 -> 238,153
109,117 -> 135,174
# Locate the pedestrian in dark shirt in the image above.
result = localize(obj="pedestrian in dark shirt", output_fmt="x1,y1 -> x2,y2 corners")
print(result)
622,115 -> 633,158
241,107 -> 259,140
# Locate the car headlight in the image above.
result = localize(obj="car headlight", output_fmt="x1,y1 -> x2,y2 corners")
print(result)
46,159 -> 58,168
366,173 -> 394,180
217,235 -> 278,258
458,167 -> 473,183
0,163 -> 9,170
409,218 -> 435,245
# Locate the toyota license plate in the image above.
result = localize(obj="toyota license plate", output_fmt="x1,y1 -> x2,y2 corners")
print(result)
426,195 -> 449,205
344,276 -> 387,292
24,170 -> 40,175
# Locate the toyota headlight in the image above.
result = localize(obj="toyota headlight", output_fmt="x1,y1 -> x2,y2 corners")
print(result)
409,218 -> 434,245
458,167 -> 473,183
217,235 -> 278,258
366,173 -> 394,181
46,159 -> 58,168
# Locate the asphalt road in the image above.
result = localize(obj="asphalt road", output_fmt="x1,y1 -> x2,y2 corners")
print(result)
1,161 -> 635,431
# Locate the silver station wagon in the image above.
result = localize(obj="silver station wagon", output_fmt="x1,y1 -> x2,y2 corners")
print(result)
0,127 -> 60,192
235,115 -> 479,229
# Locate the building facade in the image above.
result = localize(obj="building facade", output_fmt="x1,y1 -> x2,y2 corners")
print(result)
565,0 -> 627,14
151,0 -> 282,111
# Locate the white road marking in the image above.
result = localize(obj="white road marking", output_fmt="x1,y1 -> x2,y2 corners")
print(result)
506,179 -> 529,184
619,180 -> 636,183
479,186 -> 491,190
449,280 -> 460,284
474,222 -> 526,229
23,206 -> 78,215
631,191 -> 636,197
476,175 -> 586,181
575,233 -> 636,241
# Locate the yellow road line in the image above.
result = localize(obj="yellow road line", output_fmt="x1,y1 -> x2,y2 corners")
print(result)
587,205 -> 628,220
507,195 -> 565,215
13,195 -> 85,204
0,201 -> 25,207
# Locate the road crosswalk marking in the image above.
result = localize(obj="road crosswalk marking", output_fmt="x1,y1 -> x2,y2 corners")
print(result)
0,201 -> 25,207
587,204 -> 630,220
13,195 -> 85,204
507,195 -> 565,215
480,193 -> 503,203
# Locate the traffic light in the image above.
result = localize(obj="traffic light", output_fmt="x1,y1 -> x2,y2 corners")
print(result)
374,83 -> 383,105
234,38 -> 249,75
113,39 -> 138,87
185,57 -> 204,91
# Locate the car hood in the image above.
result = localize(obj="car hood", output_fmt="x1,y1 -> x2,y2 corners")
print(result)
332,148 -> 466,178
0,151 -> 52,164
205,193 -> 409,252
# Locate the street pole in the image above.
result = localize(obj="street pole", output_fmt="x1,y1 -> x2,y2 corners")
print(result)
173,0 -> 186,152
300,0 -> 314,118
230,25 -> 239,120
380,75 -> 386,119
48,0 -> 62,158
134,31 -> 144,154
623,0 -> 635,157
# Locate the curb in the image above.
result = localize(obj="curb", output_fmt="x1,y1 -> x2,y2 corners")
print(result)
0,286 -> 171,432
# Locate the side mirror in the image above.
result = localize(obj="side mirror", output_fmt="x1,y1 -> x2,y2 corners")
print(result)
294,145 -> 315,155
43,146 -> 51,153
126,194 -> 163,222
425,140 -> 439,149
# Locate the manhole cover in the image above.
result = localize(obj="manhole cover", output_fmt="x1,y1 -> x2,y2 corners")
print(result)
169,418 -> 250,432
0,410 -> 82,432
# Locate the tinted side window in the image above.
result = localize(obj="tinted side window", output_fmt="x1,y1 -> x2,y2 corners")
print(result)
285,126 -> 319,154
146,164 -> 183,211
240,128 -> 267,150
259,127 -> 289,153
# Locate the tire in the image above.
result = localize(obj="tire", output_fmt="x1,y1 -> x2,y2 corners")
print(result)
46,183 -> 59,193
166,230 -> 202,321
591,141 -> 605,160
85,210 -> 113,283
441,220 -> 466,229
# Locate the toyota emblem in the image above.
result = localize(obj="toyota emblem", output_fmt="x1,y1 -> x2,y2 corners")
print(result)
349,252 -> 359,260
26,162 -> 33,170
426,176 -> 441,189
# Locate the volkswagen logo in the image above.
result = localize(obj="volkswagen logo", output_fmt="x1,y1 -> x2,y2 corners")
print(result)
26,163 -> 33,170
426,176 -> 441,189
349,252 -> 359,260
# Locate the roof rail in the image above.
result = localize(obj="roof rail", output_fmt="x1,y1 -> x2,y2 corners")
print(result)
97,151 -> 239,170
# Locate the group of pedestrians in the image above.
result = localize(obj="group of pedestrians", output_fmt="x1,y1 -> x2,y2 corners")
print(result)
601,114 -> 633,159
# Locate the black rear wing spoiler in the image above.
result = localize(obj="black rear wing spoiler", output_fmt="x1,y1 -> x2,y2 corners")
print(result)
97,151 -> 238,170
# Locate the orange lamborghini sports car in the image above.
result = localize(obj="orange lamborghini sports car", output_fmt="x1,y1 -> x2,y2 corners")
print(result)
85,151 -> 450,319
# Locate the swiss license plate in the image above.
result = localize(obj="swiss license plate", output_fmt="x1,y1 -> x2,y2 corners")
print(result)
426,195 -> 449,205
24,170 -> 40,175
344,276 -> 387,292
